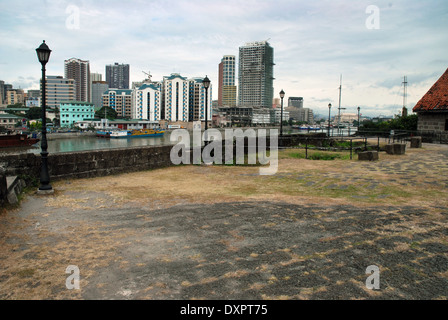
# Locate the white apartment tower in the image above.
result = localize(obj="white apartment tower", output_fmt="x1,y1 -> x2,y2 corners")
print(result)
162,73 -> 190,122
133,82 -> 162,121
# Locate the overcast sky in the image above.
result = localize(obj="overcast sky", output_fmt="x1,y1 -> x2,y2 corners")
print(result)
1,0 -> 447,117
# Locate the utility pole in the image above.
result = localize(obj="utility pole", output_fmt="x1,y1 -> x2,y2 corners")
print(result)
402,76 -> 408,117
337,75 -> 345,136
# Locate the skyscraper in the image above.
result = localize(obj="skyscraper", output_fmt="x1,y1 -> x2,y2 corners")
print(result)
106,63 -> 130,89
218,55 -> 237,107
64,58 -> 91,102
238,41 -> 274,108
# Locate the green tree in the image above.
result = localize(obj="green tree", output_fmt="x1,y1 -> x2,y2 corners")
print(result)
25,107 -> 43,120
95,106 -> 117,120
6,103 -> 24,108
360,114 -> 418,133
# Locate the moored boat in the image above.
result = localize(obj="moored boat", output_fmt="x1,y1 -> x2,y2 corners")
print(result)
0,133 -> 40,148
96,130 -> 112,138
109,128 -> 165,139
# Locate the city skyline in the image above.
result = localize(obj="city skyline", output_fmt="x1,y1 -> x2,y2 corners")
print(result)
1,0 -> 447,117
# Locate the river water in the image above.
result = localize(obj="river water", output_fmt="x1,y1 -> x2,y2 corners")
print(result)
0,127 -> 357,156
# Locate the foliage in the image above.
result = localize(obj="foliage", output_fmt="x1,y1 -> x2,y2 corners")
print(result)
360,114 -> 418,132
95,106 -> 117,120
28,121 -> 42,131
25,107 -> 43,120
6,103 -> 24,108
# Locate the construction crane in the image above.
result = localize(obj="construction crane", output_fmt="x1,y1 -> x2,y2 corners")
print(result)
142,71 -> 152,82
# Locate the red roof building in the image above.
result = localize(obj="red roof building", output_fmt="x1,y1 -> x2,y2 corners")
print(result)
412,68 -> 448,141
413,68 -> 448,112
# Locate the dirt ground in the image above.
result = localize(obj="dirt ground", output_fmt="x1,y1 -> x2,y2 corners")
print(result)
1,142 -> 447,300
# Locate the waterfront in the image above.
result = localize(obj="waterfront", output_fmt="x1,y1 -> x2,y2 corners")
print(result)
0,127 -> 358,156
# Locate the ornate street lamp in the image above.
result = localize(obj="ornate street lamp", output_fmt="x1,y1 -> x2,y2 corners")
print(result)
279,90 -> 285,136
328,103 -> 332,137
202,75 -> 211,146
357,106 -> 361,133
36,40 -> 52,192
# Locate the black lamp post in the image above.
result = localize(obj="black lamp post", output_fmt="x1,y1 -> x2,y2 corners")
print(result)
36,40 -> 52,192
279,90 -> 285,136
202,75 -> 211,146
357,106 -> 361,132
328,103 -> 332,137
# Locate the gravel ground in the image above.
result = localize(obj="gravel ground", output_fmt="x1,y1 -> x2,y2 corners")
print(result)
1,143 -> 447,300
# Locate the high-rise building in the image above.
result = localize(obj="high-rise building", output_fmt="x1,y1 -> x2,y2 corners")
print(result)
238,41 -> 274,108
90,72 -> 102,103
0,80 -> 4,105
188,77 -> 213,122
27,90 -> 41,98
91,81 -> 109,111
288,97 -> 303,108
218,55 -> 237,107
42,76 -> 76,109
162,73 -> 190,122
6,89 -> 25,105
64,58 -> 91,102
133,82 -> 162,121
106,63 -> 130,90
102,89 -> 133,119
1,82 -> 12,105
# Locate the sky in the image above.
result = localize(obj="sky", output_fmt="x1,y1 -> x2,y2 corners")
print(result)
1,0 -> 447,118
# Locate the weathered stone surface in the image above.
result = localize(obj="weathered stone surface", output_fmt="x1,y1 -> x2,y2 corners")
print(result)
358,151 -> 379,161
2,145 -> 174,182
385,144 -> 394,154
411,136 -> 422,148
386,144 -> 406,155
393,143 -> 406,155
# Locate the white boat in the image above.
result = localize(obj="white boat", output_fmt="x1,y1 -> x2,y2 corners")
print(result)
109,130 -> 130,138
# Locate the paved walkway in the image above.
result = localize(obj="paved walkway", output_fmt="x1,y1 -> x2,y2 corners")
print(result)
1,143 -> 447,300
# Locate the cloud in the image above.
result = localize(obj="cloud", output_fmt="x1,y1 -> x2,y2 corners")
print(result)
1,0 -> 447,117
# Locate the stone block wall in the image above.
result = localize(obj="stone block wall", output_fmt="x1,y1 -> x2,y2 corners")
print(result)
417,113 -> 448,132
1,145 -> 173,182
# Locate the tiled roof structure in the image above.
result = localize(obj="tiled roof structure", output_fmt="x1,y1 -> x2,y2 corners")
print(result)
413,68 -> 448,112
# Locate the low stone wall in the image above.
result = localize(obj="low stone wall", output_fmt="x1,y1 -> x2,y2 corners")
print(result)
1,134 -> 329,187
1,145 -> 173,183
278,133 -> 328,148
